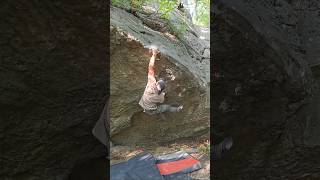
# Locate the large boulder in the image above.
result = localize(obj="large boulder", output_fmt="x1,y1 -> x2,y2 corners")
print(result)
110,6 -> 210,144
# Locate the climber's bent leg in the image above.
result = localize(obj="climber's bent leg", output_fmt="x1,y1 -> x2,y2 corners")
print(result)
144,104 -> 183,115
155,104 -> 183,114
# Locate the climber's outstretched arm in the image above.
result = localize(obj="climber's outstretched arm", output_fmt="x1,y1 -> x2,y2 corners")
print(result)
148,48 -> 159,78
148,54 -> 156,77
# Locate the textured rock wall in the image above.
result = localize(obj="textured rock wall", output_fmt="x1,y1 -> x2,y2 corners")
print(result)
110,28 -> 209,144
291,0 -> 320,66
214,0 -> 320,67
110,6 -> 210,87
110,5 -> 210,144
0,1 -> 107,179
212,0 -> 320,179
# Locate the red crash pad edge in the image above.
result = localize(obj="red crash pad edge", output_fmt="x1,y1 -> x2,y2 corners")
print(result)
156,156 -> 200,175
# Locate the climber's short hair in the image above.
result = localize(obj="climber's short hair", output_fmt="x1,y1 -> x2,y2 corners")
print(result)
156,79 -> 166,94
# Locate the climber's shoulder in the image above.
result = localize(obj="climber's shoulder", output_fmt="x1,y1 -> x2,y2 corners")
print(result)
147,74 -> 156,84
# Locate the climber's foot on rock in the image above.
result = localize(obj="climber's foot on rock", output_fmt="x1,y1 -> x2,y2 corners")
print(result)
177,105 -> 183,112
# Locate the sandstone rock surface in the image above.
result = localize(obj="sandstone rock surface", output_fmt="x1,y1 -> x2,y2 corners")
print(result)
110,6 -> 210,144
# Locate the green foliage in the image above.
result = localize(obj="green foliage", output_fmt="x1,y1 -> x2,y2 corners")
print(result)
194,0 -> 210,27
111,0 -> 178,17
157,0 -> 178,19
111,0 -> 178,19
111,0 -> 148,10
111,0 -> 210,27
111,0 -> 188,36
169,21 -> 187,37
111,0 -> 127,7
131,0 -> 148,9
197,141 -> 210,154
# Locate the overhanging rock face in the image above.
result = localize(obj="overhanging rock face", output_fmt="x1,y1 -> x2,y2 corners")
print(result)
110,28 -> 209,143
110,6 -> 210,88
110,6 -> 210,143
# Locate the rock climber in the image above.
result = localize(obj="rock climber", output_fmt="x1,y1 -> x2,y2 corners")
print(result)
139,47 -> 183,115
